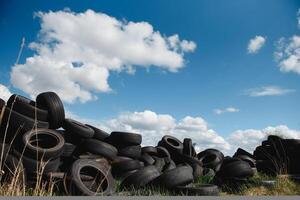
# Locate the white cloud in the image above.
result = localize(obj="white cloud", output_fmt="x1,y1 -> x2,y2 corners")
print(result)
229,125 -> 300,155
247,36 -> 266,54
214,107 -> 240,115
0,84 -> 12,101
10,9 -> 196,103
98,110 -> 231,153
244,86 -> 295,97
275,35 -> 300,74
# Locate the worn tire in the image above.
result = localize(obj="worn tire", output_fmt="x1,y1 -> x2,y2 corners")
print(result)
63,119 -> 94,139
86,124 -> 109,141
108,131 -> 142,146
7,94 -> 48,122
118,145 -> 141,159
112,160 -> 144,175
36,92 -> 65,129
174,184 -> 219,196
64,159 -> 115,196
156,165 -> 194,189
120,165 -> 161,189
158,135 -> 184,155
22,128 -> 65,160
81,139 -> 117,160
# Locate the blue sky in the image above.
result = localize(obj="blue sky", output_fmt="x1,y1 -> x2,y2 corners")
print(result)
1,0 -> 300,154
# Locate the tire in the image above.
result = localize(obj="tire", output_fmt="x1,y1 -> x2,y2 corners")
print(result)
108,131 -> 142,146
217,160 -> 254,178
234,155 -> 256,168
158,135 -> 184,155
233,148 -> 254,159
174,184 -> 219,196
156,146 -> 171,162
183,138 -> 193,157
0,107 -> 49,142
198,152 -> 222,170
118,145 -> 141,159
63,119 -> 94,139
156,165 -> 194,189
81,139 -> 117,160
7,94 -> 48,122
0,98 -> 5,112
21,128 -> 65,160
62,142 -> 76,158
14,151 -> 60,175
163,160 -> 176,172
64,159 -> 115,196
112,160 -> 144,175
120,165 -> 161,189
85,124 -> 109,141
191,162 -> 203,179
153,156 -> 166,172
36,92 -> 65,129
141,146 -> 157,156
140,153 -> 155,166
112,156 -> 133,163
256,160 -> 278,176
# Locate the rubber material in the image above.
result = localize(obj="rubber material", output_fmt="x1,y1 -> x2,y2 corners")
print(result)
63,118 -> 94,139
85,124 -> 109,141
81,139 -> 117,160
22,128 -> 65,160
118,145 -> 141,159
63,159 -> 115,196
120,165 -> 161,189
36,92 -> 65,129
174,184 -> 219,196
108,131 -> 142,146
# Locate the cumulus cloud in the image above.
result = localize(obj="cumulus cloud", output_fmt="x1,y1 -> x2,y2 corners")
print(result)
214,107 -> 240,115
98,110 -> 231,153
228,125 -> 300,154
244,86 -> 295,97
0,84 -> 12,101
275,35 -> 300,75
247,36 -> 266,54
10,9 -> 196,103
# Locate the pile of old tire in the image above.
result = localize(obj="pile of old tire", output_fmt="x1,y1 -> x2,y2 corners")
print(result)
111,135 -> 220,196
0,93 -> 115,196
213,155 -> 255,191
254,135 -> 300,176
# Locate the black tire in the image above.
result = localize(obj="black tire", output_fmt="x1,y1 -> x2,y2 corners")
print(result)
85,124 -> 109,141
234,155 -> 256,168
62,142 -> 76,158
63,119 -> 94,139
183,138 -> 193,157
141,146 -> 157,156
233,148 -> 254,159
7,94 -> 48,122
256,160 -> 279,176
198,153 -> 222,170
156,165 -> 194,189
158,135 -> 184,154
174,184 -> 219,196
163,160 -> 176,172
191,162 -> 203,179
118,145 -> 141,159
153,156 -> 166,172
14,151 -> 60,175
22,128 -> 65,160
120,165 -> 161,189
112,160 -> 144,175
140,153 -> 155,166
108,131 -> 142,146
0,107 -> 49,142
197,149 -> 224,160
64,159 -> 115,196
156,146 -> 171,162
217,160 -> 254,178
81,139 -> 117,160
36,92 -> 65,129
0,98 -> 5,111
112,156 -> 133,163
